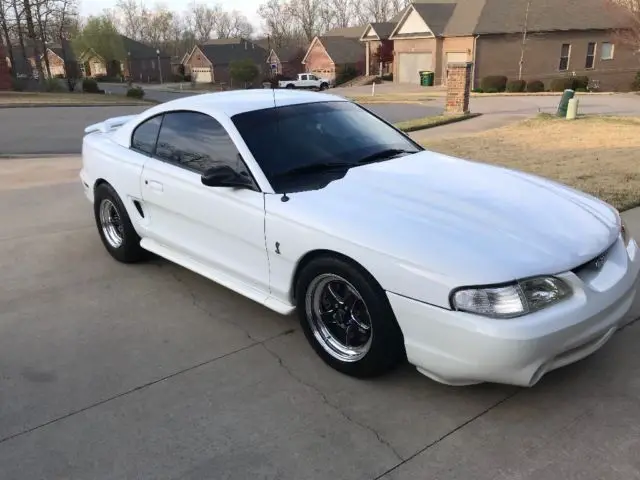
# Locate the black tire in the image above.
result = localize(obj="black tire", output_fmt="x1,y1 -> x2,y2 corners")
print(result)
93,182 -> 147,263
295,255 -> 405,378
319,82 -> 328,91
286,83 -> 295,89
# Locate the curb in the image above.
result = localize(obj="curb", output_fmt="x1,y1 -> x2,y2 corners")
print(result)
400,113 -> 483,133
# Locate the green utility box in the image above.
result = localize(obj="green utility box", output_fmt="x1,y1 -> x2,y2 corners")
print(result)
556,89 -> 576,117
419,71 -> 434,87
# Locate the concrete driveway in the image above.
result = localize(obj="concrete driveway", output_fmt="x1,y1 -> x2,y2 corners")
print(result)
1,156 -> 640,479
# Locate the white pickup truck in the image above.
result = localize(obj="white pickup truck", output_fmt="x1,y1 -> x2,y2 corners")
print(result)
278,73 -> 331,90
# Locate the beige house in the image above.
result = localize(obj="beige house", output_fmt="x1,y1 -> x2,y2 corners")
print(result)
364,0 -> 639,91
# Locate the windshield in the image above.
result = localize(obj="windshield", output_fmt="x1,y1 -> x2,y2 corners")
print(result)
231,101 -> 423,192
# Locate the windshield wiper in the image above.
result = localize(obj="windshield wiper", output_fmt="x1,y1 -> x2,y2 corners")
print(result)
273,162 -> 353,178
356,148 -> 416,165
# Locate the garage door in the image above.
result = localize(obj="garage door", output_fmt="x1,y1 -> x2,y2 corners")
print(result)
192,67 -> 212,83
398,53 -> 433,84
444,52 -> 468,85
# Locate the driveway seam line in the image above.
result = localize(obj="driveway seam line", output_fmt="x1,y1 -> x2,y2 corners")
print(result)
0,330 -> 291,446
262,342 -> 404,462
372,388 -> 521,479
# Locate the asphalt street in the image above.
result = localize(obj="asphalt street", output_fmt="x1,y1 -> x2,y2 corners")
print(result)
0,157 -> 640,479
0,99 -> 440,156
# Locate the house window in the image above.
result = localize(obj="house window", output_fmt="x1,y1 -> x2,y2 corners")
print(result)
585,42 -> 596,69
559,43 -> 571,71
601,42 -> 614,60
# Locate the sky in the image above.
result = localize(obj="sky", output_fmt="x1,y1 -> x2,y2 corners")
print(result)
79,0 -> 265,32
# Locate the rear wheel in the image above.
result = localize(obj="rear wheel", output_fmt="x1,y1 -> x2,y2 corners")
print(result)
286,83 -> 295,89
319,82 -> 328,91
94,183 -> 147,263
296,256 -> 405,378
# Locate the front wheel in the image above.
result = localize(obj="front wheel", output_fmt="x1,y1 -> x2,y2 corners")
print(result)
296,256 -> 405,378
319,82 -> 328,91
94,183 -> 147,263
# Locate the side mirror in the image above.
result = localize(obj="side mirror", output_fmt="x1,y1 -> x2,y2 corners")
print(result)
201,165 -> 253,189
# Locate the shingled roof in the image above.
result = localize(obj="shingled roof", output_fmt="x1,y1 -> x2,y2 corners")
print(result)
324,26 -> 367,38
391,0 -> 626,37
317,36 -> 365,64
199,38 -> 268,66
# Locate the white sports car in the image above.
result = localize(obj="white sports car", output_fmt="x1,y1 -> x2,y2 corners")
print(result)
80,90 -> 640,387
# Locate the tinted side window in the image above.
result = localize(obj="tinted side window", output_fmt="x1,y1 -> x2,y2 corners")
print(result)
155,112 -> 243,174
131,115 -> 162,155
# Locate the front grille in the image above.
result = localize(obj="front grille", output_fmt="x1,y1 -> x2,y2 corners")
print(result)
571,240 -> 616,276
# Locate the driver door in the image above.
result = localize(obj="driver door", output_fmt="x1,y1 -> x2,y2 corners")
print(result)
138,111 -> 269,294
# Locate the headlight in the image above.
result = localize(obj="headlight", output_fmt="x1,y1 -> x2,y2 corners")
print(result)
451,276 -> 572,319
621,220 -> 630,247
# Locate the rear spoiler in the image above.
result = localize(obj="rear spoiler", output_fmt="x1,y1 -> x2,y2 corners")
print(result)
84,114 -> 138,135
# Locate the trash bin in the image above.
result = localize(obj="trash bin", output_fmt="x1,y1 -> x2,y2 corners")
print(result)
556,89 -> 575,117
419,71 -> 434,87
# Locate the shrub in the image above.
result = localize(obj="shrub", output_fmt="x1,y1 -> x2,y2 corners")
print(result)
526,80 -> 545,92
575,87 -> 587,92
506,79 -> 526,92
126,86 -> 145,99
11,77 -> 26,91
472,88 -> 483,93
44,77 -> 65,92
480,75 -> 508,92
550,77 -> 575,92
183,74 -> 191,82
381,73 -> 393,81
631,72 -> 640,91
336,65 -> 359,85
485,87 -> 499,93
82,78 -> 100,93
572,75 -> 589,90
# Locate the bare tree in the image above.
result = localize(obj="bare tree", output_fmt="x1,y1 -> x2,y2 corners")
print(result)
517,0 -> 531,80
116,0 -> 145,40
189,1 -> 221,43
258,0 -> 301,47
22,0 -> 45,84
606,0 -> 640,54
216,10 -> 253,38
356,0 -> 392,24
327,0 -> 353,28
287,0 -> 325,41
0,0 -> 15,72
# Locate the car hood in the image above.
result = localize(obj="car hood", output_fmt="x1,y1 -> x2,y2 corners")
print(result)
269,151 -> 620,285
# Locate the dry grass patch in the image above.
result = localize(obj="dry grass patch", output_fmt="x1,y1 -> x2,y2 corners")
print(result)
0,92 -> 152,106
422,115 -> 640,211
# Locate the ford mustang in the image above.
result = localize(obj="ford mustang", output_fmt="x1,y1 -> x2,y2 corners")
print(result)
80,89 -> 640,387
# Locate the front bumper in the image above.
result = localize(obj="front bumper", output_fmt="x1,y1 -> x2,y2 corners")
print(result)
388,236 -> 640,387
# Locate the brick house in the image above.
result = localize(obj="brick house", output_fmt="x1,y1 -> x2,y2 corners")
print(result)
266,45 -> 306,78
183,38 -> 268,86
359,22 -> 395,76
301,36 -> 366,83
78,36 -> 171,82
367,0 -> 639,91
43,39 -> 78,78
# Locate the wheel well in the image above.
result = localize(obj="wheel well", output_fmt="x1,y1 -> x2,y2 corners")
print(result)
94,178 -> 109,192
290,249 -> 383,305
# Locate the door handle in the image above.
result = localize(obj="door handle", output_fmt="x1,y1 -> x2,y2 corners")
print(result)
145,180 -> 164,192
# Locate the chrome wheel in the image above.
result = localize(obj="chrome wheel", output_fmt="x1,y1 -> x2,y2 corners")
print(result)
99,198 -> 124,248
305,273 -> 373,362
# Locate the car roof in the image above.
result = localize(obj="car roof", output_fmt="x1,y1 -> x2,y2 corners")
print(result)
155,89 -> 348,118
110,89 -> 350,149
